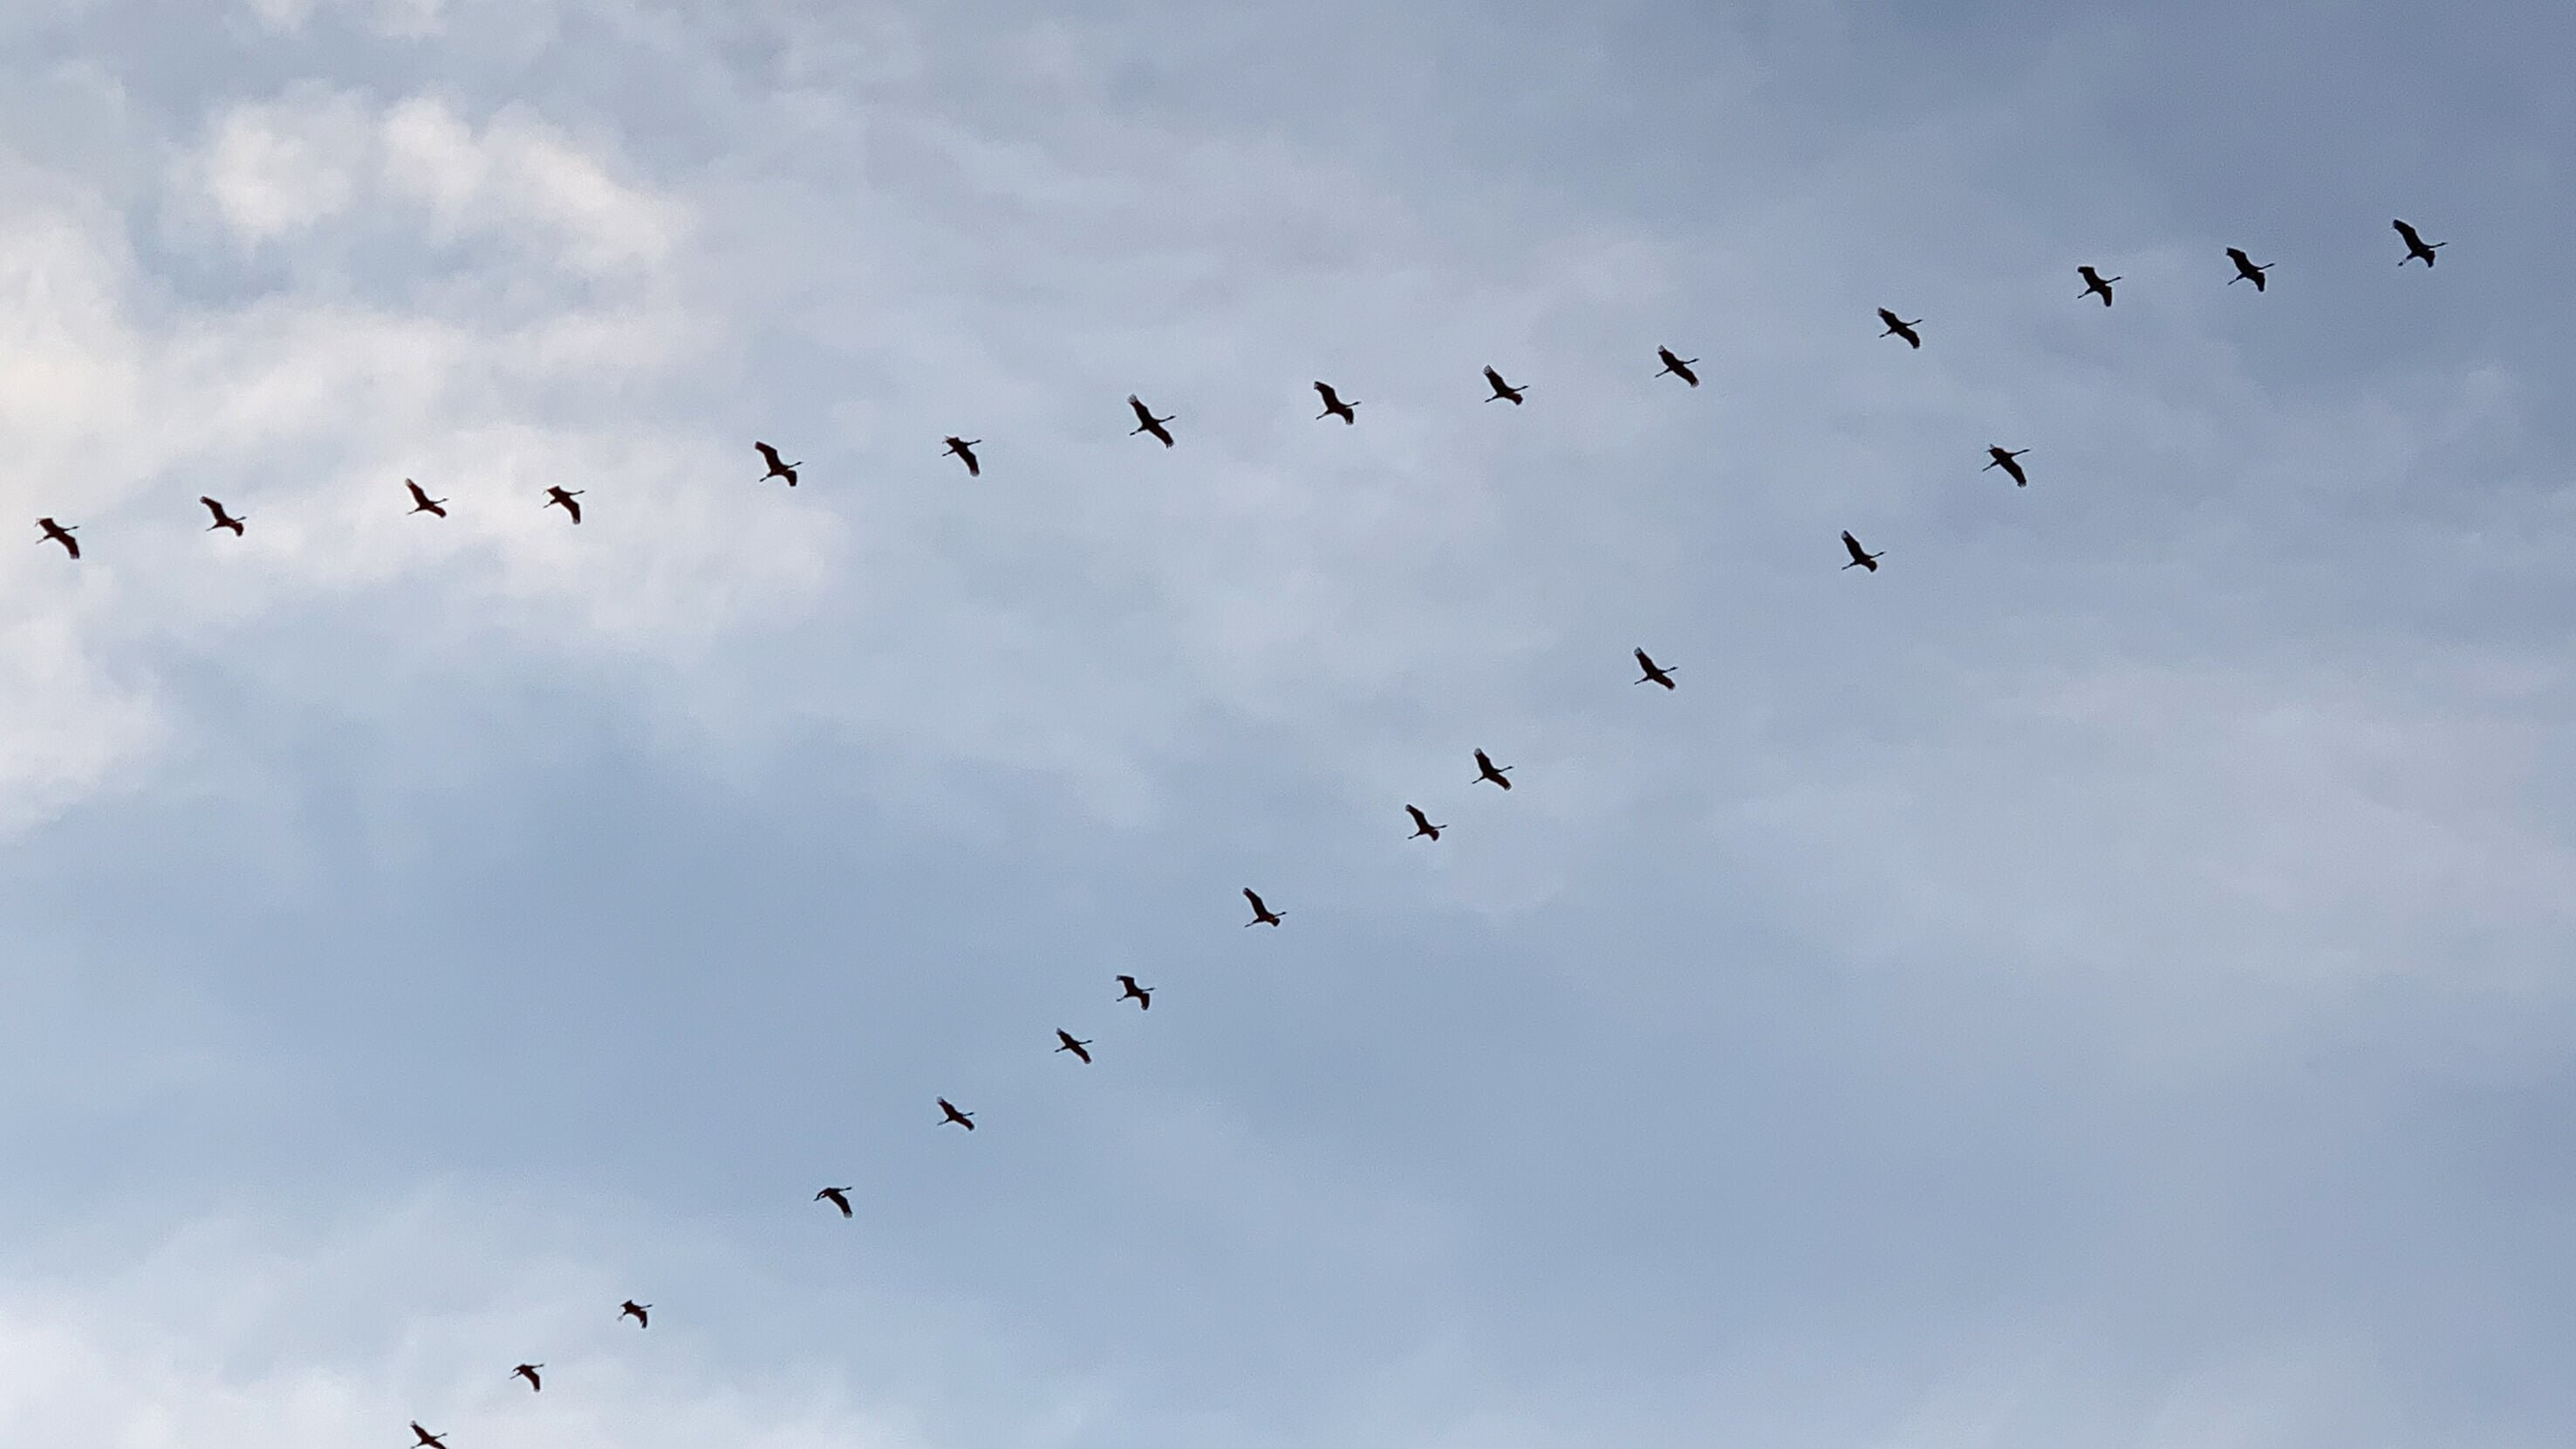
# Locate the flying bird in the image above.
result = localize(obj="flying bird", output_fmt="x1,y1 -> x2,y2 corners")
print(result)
620,1299 -> 650,1328
1128,395 -> 1177,448
1482,366 -> 1527,404
2225,248 -> 2272,290
512,1364 -> 543,1392
1877,309 -> 1923,348
1841,530 -> 1882,571
1654,347 -> 1700,386
1313,381 -> 1358,424
939,1097 -> 977,1130
37,518 -> 79,558
755,441 -> 801,486
1405,804 -> 1444,840
200,496 -> 245,536
2393,218 -> 2445,266
545,487 -> 584,523
1983,446 -> 2031,487
1473,748 -> 1514,790
1117,974 -> 1153,1009
815,1186 -> 853,1218
1633,648 -> 1677,689
1055,1029 -> 1093,1064
405,479 -> 448,517
2077,266 -> 2121,305
411,1424 -> 448,1449
944,437 -> 982,475
1242,887 -> 1284,927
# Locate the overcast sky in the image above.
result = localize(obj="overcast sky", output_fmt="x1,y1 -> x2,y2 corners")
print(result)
3,1 -> 2574,1446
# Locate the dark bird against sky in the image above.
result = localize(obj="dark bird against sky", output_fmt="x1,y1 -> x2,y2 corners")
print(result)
1117,974 -> 1153,1009
1313,381 -> 1358,423
1633,648 -> 1677,689
1128,394 -> 1176,447
620,1299 -> 650,1328
411,1423 -> 448,1448
1482,366 -> 1527,404
512,1363 -> 543,1392
1406,804 -> 1444,840
1654,347 -> 1700,386
1877,309 -> 1923,348
944,436 -> 982,475
815,1186 -> 853,1217
2226,248 -> 2272,290
1243,888 -> 1284,926
545,487 -> 584,523
1841,530 -> 1882,571
755,441 -> 801,486
1984,447 -> 2031,487
405,479 -> 448,517
1474,748 -> 1514,789
939,1097 -> 977,1130
2393,218 -> 2444,266
200,496 -> 244,536
2078,265 -> 2121,305
1056,1029 -> 1093,1063
37,518 -> 79,558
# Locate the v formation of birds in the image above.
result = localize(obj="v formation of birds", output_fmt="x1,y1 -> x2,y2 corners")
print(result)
24,219 -> 2450,1437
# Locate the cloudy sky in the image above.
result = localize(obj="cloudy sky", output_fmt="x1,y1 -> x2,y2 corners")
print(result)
3,0 -> 2574,1445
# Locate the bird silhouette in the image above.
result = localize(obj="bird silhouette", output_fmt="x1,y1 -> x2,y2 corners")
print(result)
1313,381 -> 1358,423
37,518 -> 79,558
944,437 -> 982,475
1654,347 -> 1700,386
939,1097 -> 977,1130
1242,887 -> 1284,926
1405,804 -> 1444,840
1841,530 -> 1882,571
2078,266 -> 2121,305
405,479 -> 448,517
815,1186 -> 853,1217
545,487 -> 584,523
620,1299 -> 650,1328
2393,219 -> 2444,267
1633,648 -> 1677,689
1128,395 -> 1177,448
1117,974 -> 1153,1009
411,1423 -> 448,1448
755,441 -> 801,486
1983,447 -> 2031,487
1473,748 -> 1514,789
1482,366 -> 1527,404
200,496 -> 245,536
1877,309 -> 1923,348
512,1363 -> 543,1392
1055,1029 -> 1093,1063
2226,248 -> 2272,290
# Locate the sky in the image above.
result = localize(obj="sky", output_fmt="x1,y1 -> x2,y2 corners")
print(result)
2,0 -> 2574,1445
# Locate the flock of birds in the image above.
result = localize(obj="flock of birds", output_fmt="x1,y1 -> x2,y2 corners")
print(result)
37,218 -> 2452,1446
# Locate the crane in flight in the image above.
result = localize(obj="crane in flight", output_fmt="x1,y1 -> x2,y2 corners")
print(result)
1473,748 -> 1514,789
405,480 -> 448,516
944,437 -> 982,475
512,1363 -> 544,1392
2392,219 -> 2445,266
37,518 -> 79,558
1128,395 -> 1177,447
815,1186 -> 854,1218
1983,447 -> 2032,487
620,1299 -> 651,1328
545,487 -> 584,523
2078,266 -> 2121,305
1117,974 -> 1153,1009
1633,648 -> 1677,689
1876,309 -> 1923,348
1841,530 -> 1882,571
939,1097 -> 977,1130
755,441 -> 801,486
411,1424 -> 449,1448
1405,805 -> 1444,840
1055,1029 -> 1094,1064
200,496 -> 245,536
1242,887 -> 1285,926
2225,248 -> 2272,290
1483,366 -> 1527,404
1654,347 -> 1700,386
1313,381 -> 1358,423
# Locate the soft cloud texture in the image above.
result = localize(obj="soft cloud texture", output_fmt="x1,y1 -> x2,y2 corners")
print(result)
2,1 -> 2574,1446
